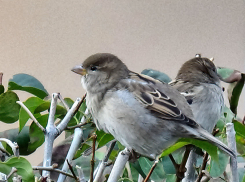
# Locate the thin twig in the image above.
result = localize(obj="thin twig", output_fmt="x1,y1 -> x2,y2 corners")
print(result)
176,145 -> 191,182
196,128 -> 219,182
56,97 -> 83,134
0,146 -> 11,157
143,160 -> 158,182
16,101 -> 45,132
90,134 -> 97,182
196,152 -> 209,182
169,154 -> 179,170
33,166 -> 76,179
93,140 -> 117,182
66,159 -> 78,181
66,122 -> 88,130
0,138 -> 19,157
6,167 -> 17,179
58,93 -> 70,111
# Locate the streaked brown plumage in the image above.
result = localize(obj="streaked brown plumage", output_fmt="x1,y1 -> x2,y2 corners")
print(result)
72,53 -> 234,159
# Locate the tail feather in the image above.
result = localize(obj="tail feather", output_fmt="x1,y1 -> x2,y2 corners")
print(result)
197,127 -> 236,158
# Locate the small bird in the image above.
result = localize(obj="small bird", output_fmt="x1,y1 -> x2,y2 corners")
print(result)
169,54 -> 224,133
169,55 -> 224,181
72,53 -> 234,159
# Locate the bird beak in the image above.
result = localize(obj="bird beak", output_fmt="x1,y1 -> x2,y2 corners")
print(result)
71,65 -> 87,75
209,57 -> 214,62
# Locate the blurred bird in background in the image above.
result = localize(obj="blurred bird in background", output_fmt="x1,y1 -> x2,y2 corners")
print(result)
170,54 -> 224,181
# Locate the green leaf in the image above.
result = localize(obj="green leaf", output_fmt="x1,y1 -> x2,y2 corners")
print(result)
209,151 -> 229,177
28,114 -> 48,152
19,97 -> 45,132
130,160 -> 147,179
229,73 -> 245,115
141,69 -> 172,83
138,157 -> 166,182
160,141 -> 189,158
160,138 -> 218,161
0,91 -> 20,123
0,157 -> 34,182
0,126 -> 33,155
166,174 -> 176,182
96,130 -> 114,149
0,85 -> 4,94
8,73 -> 48,99
118,178 -> 134,182
74,143 -> 91,159
161,148 -> 185,174
233,120 -> 245,139
34,101 -> 67,115
72,155 -> 100,181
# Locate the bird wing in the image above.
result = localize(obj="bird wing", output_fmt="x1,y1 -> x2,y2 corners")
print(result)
169,79 -> 203,105
124,72 -> 198,127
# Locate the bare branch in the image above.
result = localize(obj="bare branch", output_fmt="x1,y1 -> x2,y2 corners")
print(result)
33,166 -> 76,179
57,128 -> 83,182
6,167 -> 17,179
66,159 -> 78,181
57,93 -> 70,111
42,93 -> 59,177
16,101 -> 45,132
0,138 -> 19,157
93,140 -> 116,182
56,97 -> 83,134
107,148 -> 131,182
90,134 -> 97,182
226,123 -> 238,182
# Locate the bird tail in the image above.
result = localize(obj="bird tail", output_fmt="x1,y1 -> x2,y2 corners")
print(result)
197,127 -> 236,158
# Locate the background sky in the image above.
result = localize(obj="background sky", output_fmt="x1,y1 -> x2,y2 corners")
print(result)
0,0 -> 244,165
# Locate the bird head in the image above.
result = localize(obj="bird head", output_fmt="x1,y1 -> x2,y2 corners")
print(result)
72,53 -> 129,93
176,56 -> 220,84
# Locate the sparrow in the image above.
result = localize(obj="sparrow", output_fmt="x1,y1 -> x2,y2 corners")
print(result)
72,53 -> 234,159
169,54 -> 224,133
169,55 -> 224,181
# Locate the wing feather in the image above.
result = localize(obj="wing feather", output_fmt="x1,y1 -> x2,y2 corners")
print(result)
124,72 -> 198,127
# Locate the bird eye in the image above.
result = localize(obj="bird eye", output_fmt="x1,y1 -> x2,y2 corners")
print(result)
90,66 -> 97,71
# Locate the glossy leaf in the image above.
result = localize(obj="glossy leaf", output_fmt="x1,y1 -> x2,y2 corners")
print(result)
28,114 -> 48,152
160,141 -> 189,158
34,101 -> 67,115
138,157 -> 166,182
160,138 -> 218,161
0,91 -> 20,123
233,120 -> 245,139
96,130 -> 114,149
161,148 -> 185,174
8,73 -> 48,99
229,73 -> 245,115
209,151 -> 229,177
0,126 -> 32,155
141,69 -> 172,83
0,157 -> 34,182
130,160 -> 147,179
19,97 -> 45,132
